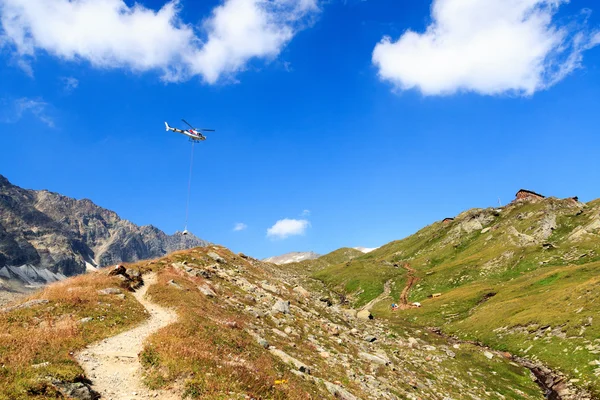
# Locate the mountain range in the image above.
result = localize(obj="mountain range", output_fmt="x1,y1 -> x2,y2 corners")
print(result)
0,174 -> 207,285
1,188 -> 599,399
264,247 -> 377,265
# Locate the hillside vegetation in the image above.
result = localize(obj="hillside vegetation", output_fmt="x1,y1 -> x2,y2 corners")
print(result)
310,195 -> 600,397
1,246 -> 548,399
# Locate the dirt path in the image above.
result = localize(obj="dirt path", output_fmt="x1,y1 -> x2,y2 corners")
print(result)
399,263 -> 419,309
360,279 -> 393,312
76,273 -> 179,400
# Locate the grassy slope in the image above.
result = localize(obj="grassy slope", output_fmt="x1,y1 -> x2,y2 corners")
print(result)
137,250 -> 331,399
139,248 -> 544,400
312,197 -> 600,395
0,246 -> 547,399
283,247 -> 364,274
0,273 -> 147,399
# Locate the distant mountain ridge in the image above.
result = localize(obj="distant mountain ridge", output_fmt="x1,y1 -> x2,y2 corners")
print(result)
353,247 -> 378,253
263,251 -> 320,265
0,174 -> 207,283
265,246 -> 378,266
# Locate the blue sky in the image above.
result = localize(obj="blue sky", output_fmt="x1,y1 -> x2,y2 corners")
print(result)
1,0 -> 600,259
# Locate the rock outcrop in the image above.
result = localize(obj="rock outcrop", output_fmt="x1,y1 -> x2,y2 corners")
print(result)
0,175 -> 207,281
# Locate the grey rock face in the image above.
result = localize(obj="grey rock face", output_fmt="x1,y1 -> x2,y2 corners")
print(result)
1,299 -> 48,313
324,381 -> 359,400
0,175 -> 208,281
272,299 -> 291,314
52,380 -> 100,400
97,288 -> 122,295
198,284 -> 216,297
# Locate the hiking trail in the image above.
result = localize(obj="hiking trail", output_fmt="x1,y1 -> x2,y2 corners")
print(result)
399,263 -> 419,309
360,279 -> 393,312
76,273 -> 179,400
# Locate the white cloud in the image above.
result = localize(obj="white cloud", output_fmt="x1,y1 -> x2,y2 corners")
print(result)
267,218 -> 310,239
190,0 -> 319,83
233,222 -> 248,231
0,0 -> 319,83
61,76 -> 79,93
1,97 -> 54,127
300,209 -> 310,217
372,0 -> 600,96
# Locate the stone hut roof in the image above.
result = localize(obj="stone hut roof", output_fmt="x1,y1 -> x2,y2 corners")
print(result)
515,189 -> 545,198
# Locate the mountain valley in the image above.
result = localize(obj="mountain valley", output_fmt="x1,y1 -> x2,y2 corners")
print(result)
1,189 -> 599,399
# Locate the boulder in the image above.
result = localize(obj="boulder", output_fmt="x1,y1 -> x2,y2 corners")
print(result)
364,335 -> 377,343
293,286 -> 310,298
324,381 -> 359,400
1,299 -> 49,313
261,282 -> 279,294
207,251 -> 225,263
357,310 -> 373,320
52,381 -> 99,400
197,269 -> 212,279
108,265 -> 127,277
319,297 -> 333,307
97,288 -> 122,295
358,352 -> 389,365
198,284 -> 216,297
168,280 -> 183,290
272,299 -> 291,314
269,348 -> 311,374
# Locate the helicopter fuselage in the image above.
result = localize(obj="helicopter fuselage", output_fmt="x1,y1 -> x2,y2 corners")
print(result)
170,127 -> 206,141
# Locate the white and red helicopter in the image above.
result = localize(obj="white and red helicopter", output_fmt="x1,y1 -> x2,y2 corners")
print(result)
165,119 -> 215,141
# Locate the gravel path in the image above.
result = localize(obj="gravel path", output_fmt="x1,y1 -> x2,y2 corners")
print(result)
360,279 -> 392,312
399,263 -> 419,309
76,273 -> 179,399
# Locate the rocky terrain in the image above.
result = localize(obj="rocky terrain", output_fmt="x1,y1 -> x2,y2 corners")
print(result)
0,246 -> 550,399
0,174 -> 207,283
2,190 -> 599,399
306,191 -> 600,398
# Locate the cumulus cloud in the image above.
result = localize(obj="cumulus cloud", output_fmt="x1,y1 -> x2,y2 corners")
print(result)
1,97 -> 54,127
267,218 -> 310,239
0,0 -> 319,83
372,0 -> 600,96
233,222 -> 248,231
191,0 -> 319,83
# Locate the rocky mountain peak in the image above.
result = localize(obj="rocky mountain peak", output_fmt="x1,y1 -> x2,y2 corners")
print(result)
0,175 -> 208,283
0,175 -> 9,186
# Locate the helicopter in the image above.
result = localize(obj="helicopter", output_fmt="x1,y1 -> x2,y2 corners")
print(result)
165,119 -> 215,141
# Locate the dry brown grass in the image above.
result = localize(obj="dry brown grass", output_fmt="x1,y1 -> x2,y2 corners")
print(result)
138,263 -> 325,399
0,271 -> 147,399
